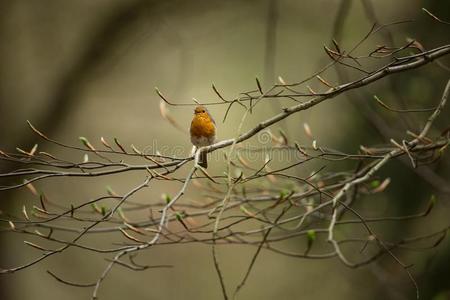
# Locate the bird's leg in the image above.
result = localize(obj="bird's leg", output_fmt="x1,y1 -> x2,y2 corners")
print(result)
194,146 -> 208,169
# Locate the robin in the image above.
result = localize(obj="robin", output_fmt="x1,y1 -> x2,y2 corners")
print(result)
190,105 -> 216,168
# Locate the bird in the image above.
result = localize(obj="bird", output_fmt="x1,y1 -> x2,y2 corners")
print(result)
190,105 -> 216,168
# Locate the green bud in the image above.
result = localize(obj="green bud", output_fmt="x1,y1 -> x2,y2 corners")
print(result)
162,193 -> 171,204
370,180 -> 380,188
307,229 -> 316,242
175,212 -> 184,221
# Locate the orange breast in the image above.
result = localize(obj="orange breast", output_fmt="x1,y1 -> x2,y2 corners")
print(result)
190,114 -> 216,137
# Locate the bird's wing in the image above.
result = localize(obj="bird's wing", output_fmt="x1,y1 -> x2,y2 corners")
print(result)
207,110 -> 216,125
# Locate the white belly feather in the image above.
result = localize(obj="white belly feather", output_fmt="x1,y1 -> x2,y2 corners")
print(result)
191,135 -> 215,147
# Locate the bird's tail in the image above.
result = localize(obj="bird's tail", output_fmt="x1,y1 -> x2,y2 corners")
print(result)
199,151 -> 208,168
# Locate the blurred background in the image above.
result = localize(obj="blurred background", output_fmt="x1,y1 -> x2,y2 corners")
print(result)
0,0 -> 449,299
